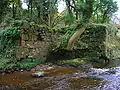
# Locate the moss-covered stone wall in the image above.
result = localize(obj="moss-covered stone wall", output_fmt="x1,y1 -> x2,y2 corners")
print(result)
16,23 -> 119,61
47,24 -> 118,61
16,23 -> 54,59
76,24 -> 118,59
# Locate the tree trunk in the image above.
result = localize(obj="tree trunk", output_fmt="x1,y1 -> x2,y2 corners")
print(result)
65,0 -> 93,50
30,0 -> 33,21
67,23 -> 89,50
12,4 -> 15,18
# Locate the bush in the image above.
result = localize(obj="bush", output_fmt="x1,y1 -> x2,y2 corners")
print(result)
0,20 -> 27,58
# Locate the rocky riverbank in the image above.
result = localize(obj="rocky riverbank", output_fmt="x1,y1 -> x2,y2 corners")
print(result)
0,63 -> 101,90
2,61 -> 120,90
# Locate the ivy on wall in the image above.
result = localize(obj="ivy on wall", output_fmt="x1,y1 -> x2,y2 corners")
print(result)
0,20 -> 26,58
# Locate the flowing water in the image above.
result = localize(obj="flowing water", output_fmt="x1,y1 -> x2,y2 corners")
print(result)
1,59 -> 120,90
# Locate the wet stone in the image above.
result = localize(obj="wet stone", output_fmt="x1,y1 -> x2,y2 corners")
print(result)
31,71 -> 45,77
0,84 -> 22,90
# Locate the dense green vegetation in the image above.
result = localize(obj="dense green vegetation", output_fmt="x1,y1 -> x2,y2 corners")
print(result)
0,0 -> 119,71
0,57 -> 45,70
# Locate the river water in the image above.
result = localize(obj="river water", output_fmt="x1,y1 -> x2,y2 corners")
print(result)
1,59 -> 120,90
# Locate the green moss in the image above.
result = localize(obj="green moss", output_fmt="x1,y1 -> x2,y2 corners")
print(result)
56,58 -> 89,66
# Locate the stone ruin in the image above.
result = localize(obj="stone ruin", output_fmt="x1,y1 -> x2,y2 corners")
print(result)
47,24 -> 119,61
16,23 -> 119,60
16,23 -> 54,59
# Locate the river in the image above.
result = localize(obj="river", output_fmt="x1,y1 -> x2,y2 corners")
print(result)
1,59 -> 120,90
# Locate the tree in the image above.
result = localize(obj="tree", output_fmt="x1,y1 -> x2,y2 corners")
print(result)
8,0 -> 22,19
93,0 -> 118,23
65,0 -> 94,50
33,0 -> 58,26
0,0 -> 8,23
23,0 -> 59,27
62,0 -> 118,50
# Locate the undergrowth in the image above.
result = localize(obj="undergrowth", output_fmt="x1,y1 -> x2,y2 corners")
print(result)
0,20 -> 24,58
0,58 -> 46,70
0,20 -> 46,70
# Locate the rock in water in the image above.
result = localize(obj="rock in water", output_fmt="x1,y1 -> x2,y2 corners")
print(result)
47,67 -> 53,70
31,71 -> 44,77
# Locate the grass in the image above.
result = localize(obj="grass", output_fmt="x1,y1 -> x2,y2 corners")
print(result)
0,57 -> 46,70
17,58 -> 46,69
56,58 -> 89,66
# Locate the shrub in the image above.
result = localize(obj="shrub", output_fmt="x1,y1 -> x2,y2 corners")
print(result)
0,20 -> 26,58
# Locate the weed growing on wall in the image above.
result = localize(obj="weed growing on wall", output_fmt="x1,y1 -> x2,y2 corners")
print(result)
0,20 -> 26,58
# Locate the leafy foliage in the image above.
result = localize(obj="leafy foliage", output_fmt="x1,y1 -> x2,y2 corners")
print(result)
0,27 -> 20,57
0,0 -> 8,23
0,57 -> 46,70
0,20 -> 26,58
63,13 -> 76,26
93,0 -> 118,23
59,25 -> 76,49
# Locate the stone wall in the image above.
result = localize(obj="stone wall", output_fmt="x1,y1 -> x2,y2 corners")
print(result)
16,23 -> 53,59
16,23 -> 119,60
47,24 -> 118,61
76,24 -> 118,59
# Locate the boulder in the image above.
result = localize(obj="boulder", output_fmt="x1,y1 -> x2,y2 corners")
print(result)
31,71 -> 45,77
